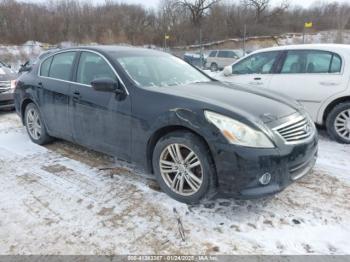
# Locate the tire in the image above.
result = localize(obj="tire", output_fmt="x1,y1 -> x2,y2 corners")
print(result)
152,131 -> 216,204
326,102 -> 350,144
24,103 -> 53,145
210,63 -> 218,72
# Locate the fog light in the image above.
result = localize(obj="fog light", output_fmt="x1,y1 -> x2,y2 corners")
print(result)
259,173 -> 271,185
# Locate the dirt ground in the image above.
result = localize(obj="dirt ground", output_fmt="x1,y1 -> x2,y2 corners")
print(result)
0,111 -> 349,255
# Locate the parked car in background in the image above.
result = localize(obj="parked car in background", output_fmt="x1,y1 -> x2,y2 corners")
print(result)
183,52 -> 207,68
221,44 -> 350,144
0,65 -> 17,110
206,49 -> 243,71
15,46 -> 317,204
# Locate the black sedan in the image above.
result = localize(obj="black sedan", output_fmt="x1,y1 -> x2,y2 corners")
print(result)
14,46 -> 318,204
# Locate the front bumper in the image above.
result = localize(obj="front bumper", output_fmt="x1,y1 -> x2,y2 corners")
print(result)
0,92 -> 15,110
213,134 -> 318,199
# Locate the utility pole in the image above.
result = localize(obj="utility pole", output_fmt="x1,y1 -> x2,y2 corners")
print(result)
199,27 -> 203,68
243,24 -> 247,56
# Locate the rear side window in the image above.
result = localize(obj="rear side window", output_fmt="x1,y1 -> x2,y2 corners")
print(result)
281,50 -> 342,74
218,51 -> 235,58
40,57 -> 53,77
209,51 -> 217,57
76,52 -> 116,85
49,52 -> 76,81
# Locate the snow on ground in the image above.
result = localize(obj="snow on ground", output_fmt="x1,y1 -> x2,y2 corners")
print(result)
0,111 -> 349,255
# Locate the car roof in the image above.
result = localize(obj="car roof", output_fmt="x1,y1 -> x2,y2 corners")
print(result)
251,44 -> 350,54
57,45 -> 166,57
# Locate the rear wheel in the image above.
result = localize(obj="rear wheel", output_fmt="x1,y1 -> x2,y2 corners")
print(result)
24,103 -> 52,145
152,131 -> 216,204
326,102 -> 350,144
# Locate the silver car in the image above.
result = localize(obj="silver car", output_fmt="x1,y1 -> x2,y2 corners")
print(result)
206,49 -> 243,71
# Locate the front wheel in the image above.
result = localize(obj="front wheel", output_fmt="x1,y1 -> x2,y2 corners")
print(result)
326,102 -> 350,144
24,103 -> 52,145
152,131 -> 216,204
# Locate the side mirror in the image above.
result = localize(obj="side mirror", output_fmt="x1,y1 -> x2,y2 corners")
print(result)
91,78 -> 124,94
223,66 -> 233,76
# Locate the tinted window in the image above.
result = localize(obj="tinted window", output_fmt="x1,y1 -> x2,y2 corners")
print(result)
218,51 -> 235,58
49,52 -> 76,81
281,50 -> 341,74
209,51 -> 217,57
76,52 -> 116,85
232,52 -> 279,74
40,57 -> 53,77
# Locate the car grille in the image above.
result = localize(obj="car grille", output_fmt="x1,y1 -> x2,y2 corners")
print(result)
274,115 -> 314,143
0,81 -> 11,93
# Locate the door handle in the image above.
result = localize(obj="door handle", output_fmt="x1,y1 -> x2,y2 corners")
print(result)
38,82 -> 43,88
73,91 -> 81,102
319,81 -> 339,86
254,77 -> 262,80
249,81 -> 263,86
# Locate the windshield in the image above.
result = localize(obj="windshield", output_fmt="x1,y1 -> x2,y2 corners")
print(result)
114,54 -> 211,88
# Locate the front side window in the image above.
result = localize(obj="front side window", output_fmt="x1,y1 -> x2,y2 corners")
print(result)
232,51 -> 279,74
40,56 -> 53,77
49,52 -> 76,81
113,54 -> 211,88
76,52 -> 116,85
281,50 -> 342,74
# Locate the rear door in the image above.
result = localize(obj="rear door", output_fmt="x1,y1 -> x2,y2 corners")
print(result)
268,50 -> 347,121
223,51 -> 281,88
39,51 -> 77,140
69,51 -> 131,159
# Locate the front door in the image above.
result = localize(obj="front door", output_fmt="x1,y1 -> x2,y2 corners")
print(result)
70,51 -> 132,160
222,51 -> 281,88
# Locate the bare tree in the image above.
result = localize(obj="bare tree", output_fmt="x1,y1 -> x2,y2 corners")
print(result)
336,4 -> 350,43
174,0 -> 220,27
242,0 -> 270,23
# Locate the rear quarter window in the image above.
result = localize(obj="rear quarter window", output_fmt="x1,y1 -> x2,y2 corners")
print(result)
40,57 -> 53,77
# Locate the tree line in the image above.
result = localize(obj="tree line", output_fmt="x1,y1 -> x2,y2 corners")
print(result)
0,0 -> 349,46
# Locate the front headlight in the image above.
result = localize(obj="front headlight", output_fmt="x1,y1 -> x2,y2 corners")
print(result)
205,111 -> 274,148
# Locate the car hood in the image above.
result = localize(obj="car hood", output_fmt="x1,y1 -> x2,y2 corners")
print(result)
0,67 -> 17,81
161,81 -> 302,124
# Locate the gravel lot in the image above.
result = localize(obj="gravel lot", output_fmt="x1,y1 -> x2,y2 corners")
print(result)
0,111 -> 349,255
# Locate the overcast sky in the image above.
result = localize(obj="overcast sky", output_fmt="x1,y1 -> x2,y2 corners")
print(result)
19,0 -> 349,9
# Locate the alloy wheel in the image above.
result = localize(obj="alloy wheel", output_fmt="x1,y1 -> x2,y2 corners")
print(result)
334,109 -> 350,142
159,143 -> 203,196
26,107 -> 42,140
